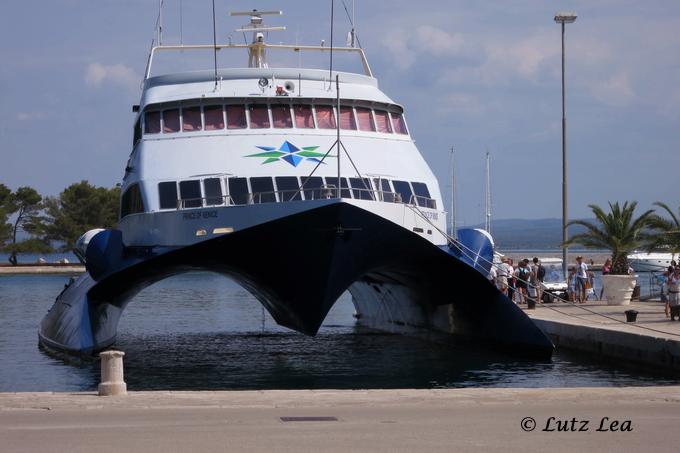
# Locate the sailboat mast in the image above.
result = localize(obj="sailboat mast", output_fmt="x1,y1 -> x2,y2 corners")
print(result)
485,151 -> 491,234
450,147 -> 457,240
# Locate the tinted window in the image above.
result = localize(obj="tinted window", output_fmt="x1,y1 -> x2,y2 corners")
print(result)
411,182 -> 435,209
204,178 -> 224,206
325,177 -> 352,198
226,105 -> 247,129
374,178 -> 395,203
349,177 -> 374,200
204,105 -> 224,130
120,184 -> 145,218
158,182 -> 178,210
182,107 -> 202,132
315,105 -> 336,129
145,111 -> 161,134
271,105 -> 293,128
250,177 -> 276,203
301,176 -> 324,200
339,107 -> 357,130
275,176 -> 301,202
179,180 -> 202,208
293,104 -> 314,128
133,118 -> 141,144
374,110 -> 392,133
392,180 -> 413,204
356,107 -> 375,131
163,109 -> 180,133
391,112 -> 408,135
227,177 -> 249,205
249,105 -> 270,129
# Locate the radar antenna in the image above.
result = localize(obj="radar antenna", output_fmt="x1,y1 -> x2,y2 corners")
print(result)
230,9 -> 286,68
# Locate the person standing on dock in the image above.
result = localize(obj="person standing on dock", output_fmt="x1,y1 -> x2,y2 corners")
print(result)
575,256 -> 589,303
599,258 -> 612,300
668,266 -> 680,321
531,257 -> 544,304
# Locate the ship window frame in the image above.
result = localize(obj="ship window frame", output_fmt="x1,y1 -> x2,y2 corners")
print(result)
324,177 -> 352,199
339,106 -> 357,131
411,182 -> 435,209
158,181 -> 178,210
374,109 -> 393,134
390,112 -> 409,135
144,111 -> 161,134
271,104 -> 293,129
179,180 -> 202,209
181,106 -> 203,132
315,104 -> 337,129
203,105 -> 225,131
226,104 -> 248,129
373,178 -> 395,203
203,177 -> 224,206
248,104 -> 271,129
349,177 -> 375,200
301,176 -> 325,200
120,183 -> 145,219
249,177 -> 277,203
226,177 -> 250,206
355,107 -> 376,132
275,176 -> 302,202
392,180 -> 414,204
162,108 -> 180,133
293,104 -> 315,129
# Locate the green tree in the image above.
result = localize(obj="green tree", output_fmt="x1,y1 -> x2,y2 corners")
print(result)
0,184 -> 12,244
646,202 -> 680,257
43,181 -> 120,250
1,186 -> 49,265
564,201 -> 655,275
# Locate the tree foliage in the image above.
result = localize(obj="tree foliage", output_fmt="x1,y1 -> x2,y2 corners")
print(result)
0,183 -> 12,244
564,201 -> 655,274
42,181 -> 120,250
646,202 -> 680,256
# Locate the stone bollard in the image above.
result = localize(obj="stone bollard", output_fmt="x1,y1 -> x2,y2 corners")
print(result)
98,350 -> 127,396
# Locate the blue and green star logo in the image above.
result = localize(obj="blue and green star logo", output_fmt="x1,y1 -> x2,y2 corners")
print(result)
245,140 -> 328,167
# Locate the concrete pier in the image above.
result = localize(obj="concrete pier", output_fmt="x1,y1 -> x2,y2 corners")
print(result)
0,264 -> 84,275
526,301 -> 680,371
1,387 -> 679,452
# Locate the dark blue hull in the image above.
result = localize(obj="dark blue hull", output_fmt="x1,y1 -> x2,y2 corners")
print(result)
39,202 -> 553,357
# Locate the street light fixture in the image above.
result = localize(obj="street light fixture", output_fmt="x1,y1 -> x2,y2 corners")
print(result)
555,11 -> 577,279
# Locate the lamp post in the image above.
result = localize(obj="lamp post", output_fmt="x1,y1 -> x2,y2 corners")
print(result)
555,11 -> 577,279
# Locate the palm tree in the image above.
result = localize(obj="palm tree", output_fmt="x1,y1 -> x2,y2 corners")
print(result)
646,202 -> 680,258
564,201 -> 654,275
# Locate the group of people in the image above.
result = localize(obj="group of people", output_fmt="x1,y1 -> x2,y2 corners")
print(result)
664,262 -> 680,321
489,257 -> 545,305
567,256 -> 596,303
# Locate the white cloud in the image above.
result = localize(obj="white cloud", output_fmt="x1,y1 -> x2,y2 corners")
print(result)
85,63 -> 140,91
16,112 -> 45,121
589,73 -> 635,106
381,25 -> 464,69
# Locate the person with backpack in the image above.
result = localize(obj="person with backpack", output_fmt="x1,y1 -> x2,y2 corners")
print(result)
514,259 -> 531,304
531,257 -> 544,304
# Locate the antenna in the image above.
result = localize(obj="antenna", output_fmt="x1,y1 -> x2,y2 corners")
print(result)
231,9 -> 286,68
158,0 -> 164,45
329,0 -> 335,86
211,0 -> 218,90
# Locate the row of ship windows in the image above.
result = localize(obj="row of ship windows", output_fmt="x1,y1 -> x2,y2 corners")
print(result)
120,177 -> 435,219
143,104 -> 408,136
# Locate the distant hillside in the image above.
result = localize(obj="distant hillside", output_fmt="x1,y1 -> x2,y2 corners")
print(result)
467,218 -> 590,250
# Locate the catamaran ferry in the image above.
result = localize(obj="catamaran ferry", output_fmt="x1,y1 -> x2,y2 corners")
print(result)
40,9 -> 552,357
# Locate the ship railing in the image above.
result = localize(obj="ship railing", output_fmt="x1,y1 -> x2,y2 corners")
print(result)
173,189 -> 436,209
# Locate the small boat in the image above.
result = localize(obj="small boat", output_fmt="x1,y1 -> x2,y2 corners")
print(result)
628,252 -> 676,272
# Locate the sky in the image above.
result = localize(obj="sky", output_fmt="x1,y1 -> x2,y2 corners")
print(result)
1,0 -> 679,226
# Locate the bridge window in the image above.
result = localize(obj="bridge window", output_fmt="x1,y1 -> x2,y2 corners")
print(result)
374,178 -> 395,203
391,113 -> 408,135
392,180 -> 413,204
227,177 -> 249,205
133,118 -> 142,145
411,182 -> 435,209
293,104 -> 314,128
203,178 -> 224,206
163,109 -> 180,133
249,105 -> 270,129
250,177 -> 276,203
145,111 -> 161,134
374,110 -> 393,133
120,184 -> 145,218
349,178 -> 374,200
325,177 -> 352,198
158,182 -> 178,209
226,105 -> 247,129
179,180 -> 202,208
356,107 -> 375,132
204,105 -> 224,130
182,107 -> 202,132
301,176 -> 324,200
275,176 -> 302,201
272,105 -> 293,128
339,107 -> 357,130
315,105 -> 336,129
